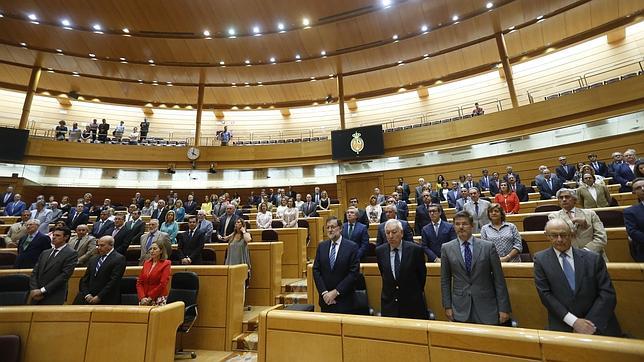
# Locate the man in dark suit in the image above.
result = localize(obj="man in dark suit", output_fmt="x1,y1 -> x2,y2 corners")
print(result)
534,219 -> 622,336
608,151 -> 623,177
91,210 -> 114,239
312,217 -> 360,314
624,178 -> 644,262
183,194 -> 198,215
613,149 -> 638,192
301,194 -> 319,217
110,214 -> 131,254
446,182 -> 461,208
197,210 -> 214,242
0,186 -> 14,207
397,177 -> 411,203
218,204 -> 240,241
177,215 -> 206,265
587,153 -> 609,177
415,192 -> 446,235
507,175 -> 529,202
421,204 -> 457,262
441,211 -> 512,325
537,169 -> 564,200
74,235 -> 126,305
151,199 -> 168,221
556,156 -> 576,181
489,172 -> 501,196
376,205 -> 413,245
15,219 -> 52,269
4,193 -> 26,216
342,207 -> 370,261
479,169 -> 492,192
29,226 -> 78,305
463,173 -> 480,192
125,210 -> 146,249
415,178 -> 426,205
343,197 -> 369,226
133,192 -> 145,210
503,166 -> 521,184
379,197 -> 408,223
376,219 -> 427,319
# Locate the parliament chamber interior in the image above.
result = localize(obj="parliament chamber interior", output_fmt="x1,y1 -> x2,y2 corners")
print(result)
0,0 -> 643,361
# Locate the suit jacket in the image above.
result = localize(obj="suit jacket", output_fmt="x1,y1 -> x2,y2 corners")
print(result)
446,190 -> 460,208
462,181 -> 480,192
139,231 -> 172,264
590,161 -> 609,177
455,198 -> 468,212
134,197 -> 145,210
29,245 -> 78,304
421,221 -> 457,262
125,219 -> 146,248
184,200 -> 198,215
608,161 -> 623,177
395,201 -> 408,220
399,182 -> 411,202
312,238 -> 360,313
75,250 -> 126,305
414,203 -> 445,235
376,220 -> 414,246
301,202 -> 319,217
341,222 -> 370,261
177,228 -> 206,264
548,209 -> 608,261
136,259 -> 171,300
111,226 -> 131,254
533,247 -> 621,336
624,203 -> 644,262
67,235 -> 97,266
415,185 -> 424,205
537,177 -> 565,200
343,208 -> 369,226
218,213 -> 240,238
15,232 -> 51,269
556,164 -> 577,181
462,199 -> 491,233
440,237 -> 511,325
4,200 -> 26,216
211,203 -> 226,217
489,179 -> 500,196
91,219 -> 114,239
503,173 -> 521,184
510,183 -> 529,202
613,163 -> 636,192
576,184 -> 611,208
151,207 -> 168,221
0,191 -> 14,207
376,241 -> 427,319
31,208 -> 53,234
479,176 -> 492,192
67,209 -> 90,229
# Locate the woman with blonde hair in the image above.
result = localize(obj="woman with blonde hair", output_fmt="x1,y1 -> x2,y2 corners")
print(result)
160,210 -> 179,244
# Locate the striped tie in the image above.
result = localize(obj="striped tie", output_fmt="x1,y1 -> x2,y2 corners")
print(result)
329,242 -> 337,269
95,255 -> 106,276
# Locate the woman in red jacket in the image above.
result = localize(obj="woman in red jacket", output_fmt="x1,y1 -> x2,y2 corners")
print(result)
494,181 -> 520,215
136,241 -> 171,306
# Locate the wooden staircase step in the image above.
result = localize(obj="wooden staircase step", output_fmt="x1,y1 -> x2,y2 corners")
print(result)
275,292 -> 308,305
231,331 -> 258,352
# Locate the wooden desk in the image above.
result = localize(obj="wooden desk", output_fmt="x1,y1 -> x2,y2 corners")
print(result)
248,228 -> 307,278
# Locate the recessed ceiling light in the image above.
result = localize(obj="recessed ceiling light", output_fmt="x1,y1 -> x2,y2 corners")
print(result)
295,54 -> 301,59
508,25 -> 515,30
61,19 -> 71,26
203,30 -> 210,36
166,82 -> 173,86
219,60 -> 225,65
228,27 -> 236,36
119,57 -> 126,61
421,25 -> 428,32
138,79 -> 143,83
397,60 -> 403,64
56,48 -> 63,53
252,26 -> 260,34
28,14 -> 37,20
92,23 -> 101,30
382,0 -> 392,8
89,53 -> 95,57
277,22 -> 285,31
244,59 -> 251,64
0,13 -> 4,18
392,34 -> 398,40
47,68 -> 54,73
452,15 -> 459,21
148,59 -> 154,63
302,18 -> 310,26
536,15 -> 544,20
19,42 -> 27,47
122,28 -> 130,33
72,71 -> 79,77
320,50 -> 326,56
423,53 -> 429,57
269,57 -> 276,63
486,2 -> 493,9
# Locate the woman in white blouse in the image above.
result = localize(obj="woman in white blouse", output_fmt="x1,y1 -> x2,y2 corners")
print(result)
256,203 -> 272,229
281,198 -> 299,228
275,198 -> 288,220
576,164 -> 605,186
365,195 -> 382,224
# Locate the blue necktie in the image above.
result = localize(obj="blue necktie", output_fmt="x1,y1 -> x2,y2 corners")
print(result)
146,233 -> 155,250
348,224 -> 354,239
463,241 -> 472,273
95,255 -> 106,276
393,248 -> 401,279
560,253 -> 575,291
329,242 -> 337,269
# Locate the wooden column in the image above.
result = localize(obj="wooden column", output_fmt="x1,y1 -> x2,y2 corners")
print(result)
19,66 -> 42,129
495,33 -> 519,108
195,82 -> 205,146
336,59 -> 346,130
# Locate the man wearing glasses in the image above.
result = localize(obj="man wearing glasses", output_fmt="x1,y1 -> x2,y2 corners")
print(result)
533,219 -> 622,336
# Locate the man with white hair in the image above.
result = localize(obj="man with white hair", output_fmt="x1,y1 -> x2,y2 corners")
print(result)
548,188 -> 608,261
613,149 -> 638,192
15,219 -> 52,268
31,200 -> 53,234
139,218 -> 171,264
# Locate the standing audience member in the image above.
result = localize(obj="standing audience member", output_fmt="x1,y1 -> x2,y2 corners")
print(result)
494,181 -> 520,214
31,200 -> 53,234
111,214 -> 131,254
537,169 -> 564,200
137,241 -> 171,306
67,203 -> 89,230
151,200 -> 168,221
480,204 -> 522,262
447,182 -> 462,208
587,153 -> 609,177
200,195 -> 213,215
15,220 -> 51,269
463,188 -> 490,233
173,200 -> 186,222
224,219 -> 252,281
507,175 -> 528,202
548,189 -> 608,261
441,211 -> 512,326
197,210 -> 214,242
376,219 -> 428,319
3,210 -> 30,248
91,210 -> 114,239
471,102 -> 484,116
141,199 -> 154,216
89,119 -> 99,141
577,173 -> 611,208
256,203 -> 272,229
479,169 -> 491,192
74,235 -> 126,305
28,226 -> 78,304
129,127 -> 139,144
184,194 -> 198,215
67,224 -> 96,266
68,123 -> 82,141
376,205 -> 413,245
556,156 -> 576,181
281,198 -> 299,228
312,217 -> 360,314
420,204 -> 456,263
342,207 -> 370,261
139,118 -> 150,142
624,178 -> 644,262
614,149 -> 638,192
219,126 -> 233,146
534,219 -> 622,336
55,120 -> 68,141
4,194 -> 26,216
218,204 -> 240,241
177,216 -> 206,265
125,210 -> 145,249
454,188 -> 470,212
139,219 -> 171,264
301,194 -> 319,217
0,186 -> 14,207
397,177 -> 411,202
365,195 -> 383,224
113,121 -> 125,142
98,119 -> 110,143
503,166 -> 521,184
576,164 -> 605,186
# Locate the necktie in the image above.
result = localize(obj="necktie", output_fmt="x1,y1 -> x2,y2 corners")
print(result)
329,242 -> 337,269
146,233 -> 155,250
463,241 -> 472,273
112,228 -> 119,237
393,248 -> 401,279
23,235 -> 33,250
560,253 -> 575,291
433,223 -> 439,235
96,221 -> 103,234
95,255 -> 107,276
474,202 -> 479,216
48,248 -> 59,260
547,180 -> 552,190
189,230 -> 193,239
348,224 -> 354,239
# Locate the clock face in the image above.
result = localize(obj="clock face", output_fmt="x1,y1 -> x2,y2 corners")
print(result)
187,147 -> 200,160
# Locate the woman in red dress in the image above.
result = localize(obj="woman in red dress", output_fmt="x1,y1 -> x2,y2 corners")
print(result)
494,181 -> 520,215
136,241 -> 171,306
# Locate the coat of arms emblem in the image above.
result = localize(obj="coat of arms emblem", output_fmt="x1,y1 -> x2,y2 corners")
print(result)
350,131 -> 364,155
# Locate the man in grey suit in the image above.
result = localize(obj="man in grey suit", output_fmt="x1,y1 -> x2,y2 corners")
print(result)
67,224 -> 96,266
534,219 -> 622,336
462,188 -> 490,233
197,210 -> 214,242
139,219 -> 171,264
29,226 -> 78,305
454,187 -> 470,212
441,211 -> 512,325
